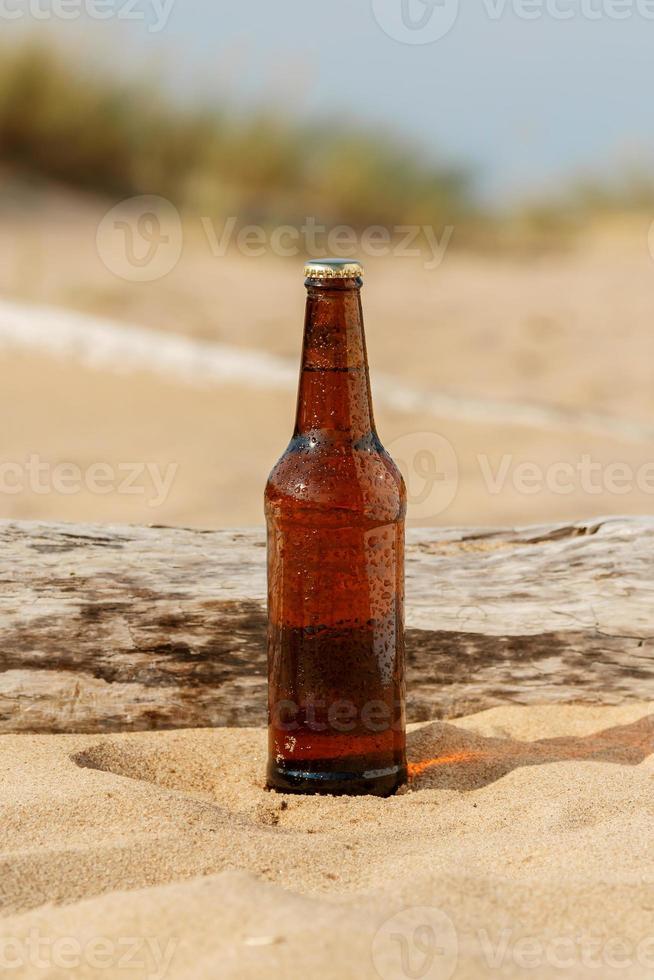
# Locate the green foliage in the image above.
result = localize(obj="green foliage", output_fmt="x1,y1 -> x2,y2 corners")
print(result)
0,41 -> 473,229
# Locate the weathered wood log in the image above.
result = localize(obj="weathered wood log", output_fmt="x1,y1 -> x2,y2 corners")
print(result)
1,517 -> 653,733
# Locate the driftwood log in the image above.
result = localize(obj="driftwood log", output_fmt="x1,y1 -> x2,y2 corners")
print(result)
1,517 -> 653,734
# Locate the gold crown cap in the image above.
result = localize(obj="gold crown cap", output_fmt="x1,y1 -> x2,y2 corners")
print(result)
303,258 -> 364,280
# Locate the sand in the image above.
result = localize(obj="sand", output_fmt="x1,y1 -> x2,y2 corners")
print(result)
1,190 -> 654,529
4,347 -> 654,531
3,702 -> 654,978
2,191 -> 654,977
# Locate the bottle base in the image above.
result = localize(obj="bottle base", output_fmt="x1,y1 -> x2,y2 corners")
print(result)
266,760 -> 407,798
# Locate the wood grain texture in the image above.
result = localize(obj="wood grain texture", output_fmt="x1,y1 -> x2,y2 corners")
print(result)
1,517 -> 653,733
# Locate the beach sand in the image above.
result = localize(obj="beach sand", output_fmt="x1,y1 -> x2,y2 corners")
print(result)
4,347 -> 654,530
3,702 -> 654,978
1,192 -> 654,529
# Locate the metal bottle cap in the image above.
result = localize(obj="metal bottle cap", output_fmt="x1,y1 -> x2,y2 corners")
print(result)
303,258 -> 364,280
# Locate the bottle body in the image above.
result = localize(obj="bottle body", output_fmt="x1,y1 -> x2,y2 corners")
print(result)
265,267 -> 407,796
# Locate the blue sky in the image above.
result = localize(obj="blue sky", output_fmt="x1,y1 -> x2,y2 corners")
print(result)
66,0 -> 654,200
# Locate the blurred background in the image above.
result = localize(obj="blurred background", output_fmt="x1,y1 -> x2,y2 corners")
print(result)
1,2 -> 654,528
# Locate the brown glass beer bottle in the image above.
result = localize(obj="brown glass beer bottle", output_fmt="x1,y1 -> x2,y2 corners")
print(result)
265,259 -> 407,796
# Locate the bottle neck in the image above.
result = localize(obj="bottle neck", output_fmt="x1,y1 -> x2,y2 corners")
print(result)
294,279 -> 376,442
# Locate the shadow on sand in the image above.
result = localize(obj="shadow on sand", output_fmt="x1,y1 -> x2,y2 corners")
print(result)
407,713 -> 654,791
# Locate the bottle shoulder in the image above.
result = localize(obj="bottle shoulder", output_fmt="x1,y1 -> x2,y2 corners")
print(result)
265,433 -> 406,526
